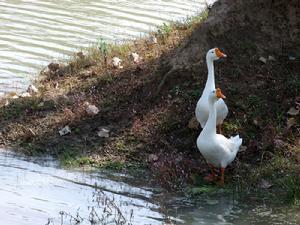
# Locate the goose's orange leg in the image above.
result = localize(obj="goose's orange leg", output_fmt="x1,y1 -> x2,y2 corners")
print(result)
204,164 -> 217,182
218,168 -> 225,186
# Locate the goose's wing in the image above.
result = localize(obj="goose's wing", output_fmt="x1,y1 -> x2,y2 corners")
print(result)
215,134 -> 235,153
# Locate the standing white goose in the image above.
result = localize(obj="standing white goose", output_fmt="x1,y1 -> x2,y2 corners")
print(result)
196,48 -> 228,133
197,88 -> 242,185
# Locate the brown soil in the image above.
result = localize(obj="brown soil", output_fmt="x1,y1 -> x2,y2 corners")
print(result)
0,0 -> 299,190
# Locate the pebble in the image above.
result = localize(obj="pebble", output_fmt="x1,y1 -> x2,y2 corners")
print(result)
112,57 -> 123,69
84,102 -> 99,116
97,127 -> 110,138
59,125 -> 71,136
27,84 -> 38,94
258,56 -> 267,64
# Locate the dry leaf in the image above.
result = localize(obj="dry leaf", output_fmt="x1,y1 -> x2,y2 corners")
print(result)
188,116 -> 199,130
287,117 -> 296,128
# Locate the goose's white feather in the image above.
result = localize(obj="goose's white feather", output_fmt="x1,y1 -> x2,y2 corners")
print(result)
197,90 -> 242,168
196,48 -> 228,128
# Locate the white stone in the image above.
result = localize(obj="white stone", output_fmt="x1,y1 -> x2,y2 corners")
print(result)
85,102 -> 99,116
131,52 -> 142,63
148,154 -> 158,162
97,128 -> 110,138
259,56 -> 267,64
289,56 -> 296,60
112,57 -> 123,69
287,107 -> 299,116
11,94 -> 19,99
259,179 -> 273,189
59,125 -> 71,136
19,92 -> 31,98
27,85 -> 39,94
150,35 -> 157,44
268,55 -> 276,61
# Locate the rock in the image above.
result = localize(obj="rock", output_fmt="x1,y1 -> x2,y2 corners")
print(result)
47,62 -> 71,77
188,116 -> 199,130
289,56 -> 296,60
274,139 -> 285,148
97,127 -> 110,138
258,179 -> 273,189
59,125 -> 71,136
19,92 -> 31,98
148,154 -> 158,162
253,119 -> 258,126
287,107 -> 299,116
84,102 -> 99,116
48,62 -> 60,72
205,199 -> 219,205
258,56 -> 267,64
287,117 -> 296,129
131,52 -> 142,64
11,94 -> 19,99
149,35 -> 157,44
37,102 -> 44,107
112,57 -> 123,69
239,145 -> 247,152
268,55 -> 276,61
76,51 -> 85,59
27,84 -> 38,94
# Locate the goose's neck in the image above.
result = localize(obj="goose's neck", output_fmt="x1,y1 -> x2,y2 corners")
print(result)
204,59 -> 215,93
202,99 -> 217,135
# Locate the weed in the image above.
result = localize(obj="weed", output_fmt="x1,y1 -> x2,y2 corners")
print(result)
97,37 -> 110,64
158,113 -> 180,133
223,121 -> 240,133
102,160 -> 125,171
157,22 -> 173,40
97,37 -> 110,56
247,94 -> 260,108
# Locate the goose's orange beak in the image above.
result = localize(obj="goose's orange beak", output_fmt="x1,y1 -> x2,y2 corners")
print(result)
216,88 -> 226,99
215,48 -> 227,58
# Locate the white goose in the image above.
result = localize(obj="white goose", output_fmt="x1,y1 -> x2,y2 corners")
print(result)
197,88 -> 242,185
196,48 -> 228,132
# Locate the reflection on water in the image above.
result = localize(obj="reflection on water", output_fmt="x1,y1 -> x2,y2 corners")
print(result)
0,0 -> 211,94
0,150 -> 163,225
0,150 -> 299,225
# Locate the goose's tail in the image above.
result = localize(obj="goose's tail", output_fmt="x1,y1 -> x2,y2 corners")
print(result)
230,135 -> 243,154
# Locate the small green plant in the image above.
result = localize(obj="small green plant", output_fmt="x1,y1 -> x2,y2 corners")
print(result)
186,9 -> 209,27
103,160 -> 125,171
247,94 -> 260,107
157,22 -> 172,40
97,37 -> 110,64
223,121 -> 240,133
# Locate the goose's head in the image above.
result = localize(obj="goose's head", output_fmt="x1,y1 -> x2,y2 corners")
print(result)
209,88 -> 226,102
206,48 -> 227,61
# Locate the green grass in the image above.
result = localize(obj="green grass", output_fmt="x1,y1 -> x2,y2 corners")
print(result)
97,37 -> 110,56
240,153 -> 300,203
0,97 -> 56,120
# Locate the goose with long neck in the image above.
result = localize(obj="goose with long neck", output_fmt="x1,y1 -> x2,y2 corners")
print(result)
197,88 -> 242,185
196,48 -> 228,132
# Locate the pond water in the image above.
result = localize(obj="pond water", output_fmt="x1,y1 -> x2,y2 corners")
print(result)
0,0 -> 212,95
0,150 -> 299,225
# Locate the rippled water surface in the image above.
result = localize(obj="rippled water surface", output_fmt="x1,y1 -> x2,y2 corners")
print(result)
0,0 -> 211,94
0,150 -> 299,225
